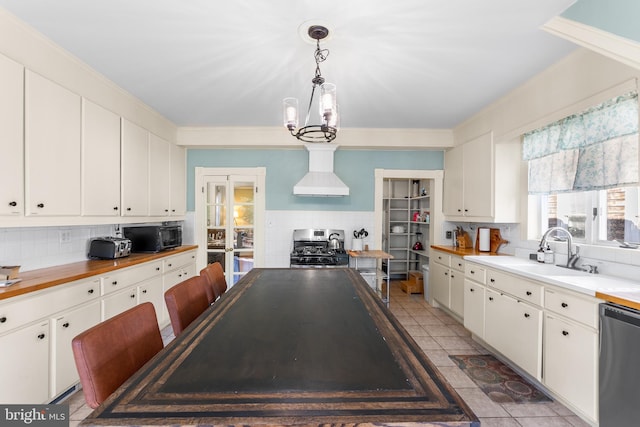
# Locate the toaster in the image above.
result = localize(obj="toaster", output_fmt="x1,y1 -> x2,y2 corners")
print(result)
88,237 -> 132,259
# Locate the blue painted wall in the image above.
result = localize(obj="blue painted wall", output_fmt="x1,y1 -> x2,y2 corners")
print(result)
187,149 -> 444,211
562,0 -> 640,43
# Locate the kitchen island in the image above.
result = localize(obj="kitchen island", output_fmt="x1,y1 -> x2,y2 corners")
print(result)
81,268 -> 478,427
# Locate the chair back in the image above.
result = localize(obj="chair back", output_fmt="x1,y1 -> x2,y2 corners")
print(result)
72,302 -> 163,409
164,275 -> 210,336
200,262 -> 227,303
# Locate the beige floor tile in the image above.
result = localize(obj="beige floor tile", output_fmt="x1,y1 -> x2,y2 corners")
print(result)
422,349 -> 458,367
515,416 -> 574,426
423,324 -> 459,336
478,418 -> 523,427
454,387 -> 510,418
438,366 -> 478,388
501,403 -> 559,417
402,324 -> 430,336
413,335 -> 442,350
432,335 -> 477,351
564,415 -> 592,427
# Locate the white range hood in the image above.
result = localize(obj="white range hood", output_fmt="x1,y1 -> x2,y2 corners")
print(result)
293,144 -> 349,197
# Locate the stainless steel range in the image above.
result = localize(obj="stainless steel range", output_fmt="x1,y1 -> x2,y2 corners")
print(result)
290,229 -> 349,268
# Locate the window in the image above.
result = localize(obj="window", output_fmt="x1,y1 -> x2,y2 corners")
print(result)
525,91 -> 639,246
532,187 -> 640,245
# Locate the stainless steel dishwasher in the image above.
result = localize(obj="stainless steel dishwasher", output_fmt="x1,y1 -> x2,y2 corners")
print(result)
599,303 -> 640,426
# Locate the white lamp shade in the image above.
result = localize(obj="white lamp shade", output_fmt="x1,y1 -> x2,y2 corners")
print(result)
283,97 -> 299,128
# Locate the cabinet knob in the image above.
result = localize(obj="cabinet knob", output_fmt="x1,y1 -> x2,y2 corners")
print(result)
562,330 -> 569,336
526,291 -> 532,296
458,263 -> 462,267
451,274 -> 455,279
561,302 -> 568,308
156,267 -> 160,271
37,333 -> 46,340
37,203 -> 44,208
470,270 -> 475,274
113,206 -> 119,211
444,272 -> 448,276
142,289 -> 147,294
62,322 -> 70,328
524,313 -> 530,318
130,294 -> 136,299
457,209 -> 462,212
165,209 -> 169,212
464,209 -> 469,212
112,281 -> 118,285
168,263 -> 172,267
470,288 -> 475,292
127,207 -> 132,211
0,316 -> 6,323
8,201 -> 17,207
490,278 -> 495,283
489,297 -> 494,301
88,289 -> 94,294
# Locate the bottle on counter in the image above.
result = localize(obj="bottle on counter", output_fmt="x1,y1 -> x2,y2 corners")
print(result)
544,245 -> 554,264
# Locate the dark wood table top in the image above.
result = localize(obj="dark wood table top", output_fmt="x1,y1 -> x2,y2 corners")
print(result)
81,268 -> 478,427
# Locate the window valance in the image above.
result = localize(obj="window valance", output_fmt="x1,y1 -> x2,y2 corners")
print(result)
523,92 -> 639,194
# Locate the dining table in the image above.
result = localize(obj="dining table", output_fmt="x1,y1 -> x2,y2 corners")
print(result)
80,268 -> 478,427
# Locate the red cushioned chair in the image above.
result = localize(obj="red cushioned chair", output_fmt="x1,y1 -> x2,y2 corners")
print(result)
71,302 -> 163,409
199,262 -> 228,304
164,275 -> 211,336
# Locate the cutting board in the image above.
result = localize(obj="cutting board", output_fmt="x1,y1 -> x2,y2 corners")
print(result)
475,228 -> 508,253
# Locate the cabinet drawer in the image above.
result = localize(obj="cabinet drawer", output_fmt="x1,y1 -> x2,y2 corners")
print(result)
487,269 -> 543,307
101,260 -> 162,295
451,256 -> 464,272
163,250 -> 196,272
102,288 -> 138,320
465,263 -> 486,284
545,288 -> 599,328
432,251 -> 451,267
0,277 -> 99,334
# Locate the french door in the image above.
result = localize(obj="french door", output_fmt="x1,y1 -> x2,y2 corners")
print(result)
195,168 -> 265,286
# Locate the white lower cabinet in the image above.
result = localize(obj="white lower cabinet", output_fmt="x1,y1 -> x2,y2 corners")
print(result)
463,279 -> 485,339
51,300 -> 101,398
0,320 -> 50,403
429,250 -> 464,317
102,287 -> 138,321
544,313 -> 598,422
138,276 -> 164,325
485,288 -> 542,379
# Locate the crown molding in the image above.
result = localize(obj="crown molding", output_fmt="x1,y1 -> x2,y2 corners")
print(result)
543,16 -> 640,71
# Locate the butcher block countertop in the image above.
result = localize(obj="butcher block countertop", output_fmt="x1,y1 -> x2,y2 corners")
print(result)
430,245 -> 507,257
596,290 -> 640,311
0,245 -> 198,301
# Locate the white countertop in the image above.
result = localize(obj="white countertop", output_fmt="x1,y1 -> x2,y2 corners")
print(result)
464,255 -> 640,297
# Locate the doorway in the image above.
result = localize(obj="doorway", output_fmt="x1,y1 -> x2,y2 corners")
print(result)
195,167 -> 265,286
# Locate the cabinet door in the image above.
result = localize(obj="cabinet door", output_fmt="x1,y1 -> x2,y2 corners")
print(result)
102,288 -> 138,320
82,100 -> 121,216
544,314 -> 597,421
51,301 -> 101,398
149,134 -> 171,216
25,70 -> 81,216
170,144 -> 186,216
449,267 -> 465,317
121,119 -> 149,216
463,279 -> 485,338
430,261 -> 450,307
461,132 -> 493,218
138,276 -> 164,326
486,289 -> 542,379
0,53 -> 24,216
443,145 -> 464,216
0,321 -> 49,403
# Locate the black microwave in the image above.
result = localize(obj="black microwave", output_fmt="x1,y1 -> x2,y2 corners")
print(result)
123,225 -> 182,253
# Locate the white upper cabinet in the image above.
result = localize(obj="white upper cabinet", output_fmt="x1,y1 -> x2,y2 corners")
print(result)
443,131 -> 520,222
121,119 -> 149,216
0,54 -> 23,216
82,99 -> 121,216
170,144 -> 186,216
25,71 -> 82,216
149,133 -> 171,216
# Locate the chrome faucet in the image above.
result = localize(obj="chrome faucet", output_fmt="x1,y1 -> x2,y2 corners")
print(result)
539,227 -> 580,268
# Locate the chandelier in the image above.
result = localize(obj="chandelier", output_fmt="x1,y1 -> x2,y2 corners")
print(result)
283,25 -> 338,143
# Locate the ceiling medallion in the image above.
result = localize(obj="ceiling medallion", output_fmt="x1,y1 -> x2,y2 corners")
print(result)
283,25 -> 338,143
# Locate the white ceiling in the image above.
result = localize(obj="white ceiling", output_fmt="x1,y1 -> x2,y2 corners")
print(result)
0,0 -> 577,129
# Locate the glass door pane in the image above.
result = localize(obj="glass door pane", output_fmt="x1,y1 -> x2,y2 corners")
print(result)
205,179 -> 230,277
231,178 -> 255,284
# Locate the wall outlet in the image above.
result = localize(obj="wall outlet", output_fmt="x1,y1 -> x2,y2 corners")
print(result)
445,230 -> 452,239
59,230 -> 71,244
